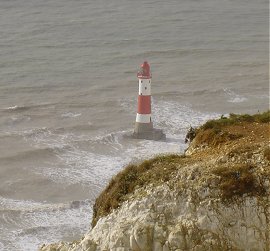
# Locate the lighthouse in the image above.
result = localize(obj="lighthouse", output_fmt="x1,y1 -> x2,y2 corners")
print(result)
133,61 -> 165,140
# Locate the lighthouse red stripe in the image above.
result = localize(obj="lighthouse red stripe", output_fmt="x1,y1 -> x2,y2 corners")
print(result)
137,95 -> 151,114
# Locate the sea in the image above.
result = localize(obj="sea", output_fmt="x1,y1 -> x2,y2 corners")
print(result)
0,0 -> 268,250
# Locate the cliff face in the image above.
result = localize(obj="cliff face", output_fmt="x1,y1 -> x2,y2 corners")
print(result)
40,113 -> 270,251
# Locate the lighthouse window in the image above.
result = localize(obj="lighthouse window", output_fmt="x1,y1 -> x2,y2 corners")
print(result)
150,117 -> 151,122
149,80 -> 150,83
141,80 -> 143,83
145,87 -> 147,90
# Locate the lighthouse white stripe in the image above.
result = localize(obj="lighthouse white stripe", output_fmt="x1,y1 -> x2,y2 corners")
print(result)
138,80 -> 151,96
136,113 -> 151,123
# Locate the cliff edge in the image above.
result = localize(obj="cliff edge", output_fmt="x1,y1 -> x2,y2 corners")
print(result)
39,111 -> 270,251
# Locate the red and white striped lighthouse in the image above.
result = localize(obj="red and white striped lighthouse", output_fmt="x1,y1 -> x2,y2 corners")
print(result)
134,61 -> 153,134
133,61 -> 165,140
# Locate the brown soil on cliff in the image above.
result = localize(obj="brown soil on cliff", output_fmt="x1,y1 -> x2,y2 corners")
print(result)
191,121 -> 269,157
190,111 -> 269,150
92,111 -> 270,227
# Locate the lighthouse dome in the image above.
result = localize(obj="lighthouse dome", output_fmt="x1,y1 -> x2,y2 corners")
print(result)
137,61 -> 151,79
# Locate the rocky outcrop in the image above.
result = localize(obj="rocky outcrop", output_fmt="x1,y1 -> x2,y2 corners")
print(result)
39,118 -> 270,251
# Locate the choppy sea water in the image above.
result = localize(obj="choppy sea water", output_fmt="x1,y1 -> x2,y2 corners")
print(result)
0,0 -> 268,250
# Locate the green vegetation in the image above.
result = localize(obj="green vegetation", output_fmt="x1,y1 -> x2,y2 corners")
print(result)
92,154 -> 186,227
202,110 -> 270,130
213,164 -> 266,201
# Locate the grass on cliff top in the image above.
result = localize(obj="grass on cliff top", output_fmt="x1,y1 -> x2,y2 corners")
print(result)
191,110 -> 270,147
213,164 -> 266,201
202,110 -> 270,130
92,154 -> 186,227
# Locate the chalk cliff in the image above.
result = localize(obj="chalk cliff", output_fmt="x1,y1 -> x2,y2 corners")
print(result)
39,112 -> 270,251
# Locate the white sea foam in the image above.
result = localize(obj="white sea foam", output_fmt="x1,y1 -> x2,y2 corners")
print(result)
0,198 -> 91,251
5,115 -> 31,125
0,197 -> 44,211
61,112 -> 82,118
38,150 -> 126,186
23,127 -> 74,150
153,99 -> 219,133
223,88 -> 247,103
5,105 -> 18,110
121,98 -> 219,135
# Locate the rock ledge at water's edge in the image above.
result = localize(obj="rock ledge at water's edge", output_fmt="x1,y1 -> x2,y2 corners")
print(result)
39,112 -> 270,251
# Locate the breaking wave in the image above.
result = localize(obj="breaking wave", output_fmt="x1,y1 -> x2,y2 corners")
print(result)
2,103 -> 56,113
61,112 -> 82,118
223,88 -> 247,103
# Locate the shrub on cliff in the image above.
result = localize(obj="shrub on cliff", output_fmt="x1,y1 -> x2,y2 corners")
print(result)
92,154 -> 186,227
213,164 -> 266,201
